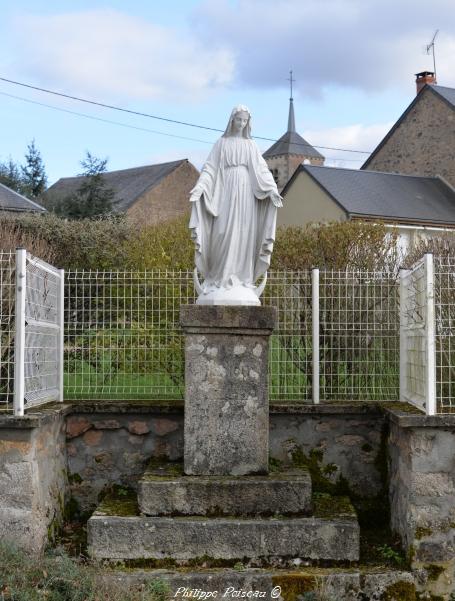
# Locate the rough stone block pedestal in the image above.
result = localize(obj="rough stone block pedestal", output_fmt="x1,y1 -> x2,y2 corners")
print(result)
180,305 -> 276,476
137,461 -> 313,516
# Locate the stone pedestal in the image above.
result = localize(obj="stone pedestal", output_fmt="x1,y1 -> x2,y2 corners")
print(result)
180,305 -> 276,476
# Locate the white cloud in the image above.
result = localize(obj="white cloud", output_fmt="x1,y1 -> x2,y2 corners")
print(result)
11,9 -> 235,103
192,0 -> 455,96
303,122 -> 394,168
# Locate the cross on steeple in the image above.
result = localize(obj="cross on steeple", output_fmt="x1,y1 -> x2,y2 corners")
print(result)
287,70 -> 295,100
287,70 -> 296,133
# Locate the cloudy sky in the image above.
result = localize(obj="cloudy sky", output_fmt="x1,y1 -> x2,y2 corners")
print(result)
0,0 -> 453,184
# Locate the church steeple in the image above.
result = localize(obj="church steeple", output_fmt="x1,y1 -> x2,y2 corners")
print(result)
287,98 -> 296,133
263,70 -> 325,192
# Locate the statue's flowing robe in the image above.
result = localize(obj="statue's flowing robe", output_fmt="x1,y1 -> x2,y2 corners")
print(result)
189,136 -> 281,291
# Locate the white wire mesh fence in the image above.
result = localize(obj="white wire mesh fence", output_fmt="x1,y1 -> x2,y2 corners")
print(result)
6,255 -> 455,412
319,270 -> 400,401
435,256 -> 455,413
65,270 -> 194,401
64,269 -> 399,402
0,251 -> 15,411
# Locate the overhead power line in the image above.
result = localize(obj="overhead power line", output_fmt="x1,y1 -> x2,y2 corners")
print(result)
0,90 -> 365,163
0,76 -> 372,155
0,91 -> 213,145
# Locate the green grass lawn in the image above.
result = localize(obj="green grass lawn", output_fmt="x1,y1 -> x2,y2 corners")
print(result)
64,334 -> 399,402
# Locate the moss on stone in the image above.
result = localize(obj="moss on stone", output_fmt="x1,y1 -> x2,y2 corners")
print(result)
381,580 -> 416,601
376,401 -> 423,415
415,527 -> 432,540
312,493 -> 355,519
269,457 -> 284,472
290,444 -> 350,497
143,457 -> 184,479
271,574 -> 315,601
424,564 -> 445,581
68,473 -> 83,484
96,488 -> 139,517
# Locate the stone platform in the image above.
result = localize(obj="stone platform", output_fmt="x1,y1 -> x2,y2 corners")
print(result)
137,461 -> 313,516
87,492 -> 359,562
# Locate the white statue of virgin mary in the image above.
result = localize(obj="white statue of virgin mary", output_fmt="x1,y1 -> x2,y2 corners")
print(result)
189,105 -> 282,305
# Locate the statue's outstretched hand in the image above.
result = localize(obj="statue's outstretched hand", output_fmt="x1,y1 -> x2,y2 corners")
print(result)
270,191 -> 283,207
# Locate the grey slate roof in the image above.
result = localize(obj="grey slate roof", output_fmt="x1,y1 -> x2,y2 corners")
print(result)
432,85 -> 455,108
362,84 -> 455,169
263,98 -> 324,160
288,164 -> 455,225
46,159 -> 187,212
0,182 -> 46,213
263,130 -> 324,159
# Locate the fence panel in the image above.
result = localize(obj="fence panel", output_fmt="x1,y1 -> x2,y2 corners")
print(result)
21,251 -> 64,413
64,269 -> 400,402
435,257 -> 455,414
400,254 -> 436,414
319,270 -> 399,400
64,270 -> 195,400
0,251 -> 16,412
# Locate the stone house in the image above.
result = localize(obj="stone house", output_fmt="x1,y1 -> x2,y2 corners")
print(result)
362,72 -> 455,187
46,159 -> 199,225
280,163 -> 455,253
0,182 -> 46,214
263,96 -> 324,192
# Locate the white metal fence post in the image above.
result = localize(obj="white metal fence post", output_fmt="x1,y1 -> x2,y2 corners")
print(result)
399,268 -> 410,402
14,248 -> 26,416
58,268 -> 65,402
425,253 -> 436,416
312,268 -> 320,404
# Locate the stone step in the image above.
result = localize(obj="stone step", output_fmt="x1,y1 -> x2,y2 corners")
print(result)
98,567 -> 416,601
138,461 -> 312,516
87,492 -> 359,563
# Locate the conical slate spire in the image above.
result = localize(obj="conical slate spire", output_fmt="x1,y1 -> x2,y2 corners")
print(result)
262,70 -> 324,160
287,97 -> 296,133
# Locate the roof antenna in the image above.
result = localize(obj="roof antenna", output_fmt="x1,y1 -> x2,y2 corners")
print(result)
426,30 -> 439,81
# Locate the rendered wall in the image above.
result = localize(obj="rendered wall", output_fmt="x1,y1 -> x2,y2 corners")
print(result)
278,170 -> 346,227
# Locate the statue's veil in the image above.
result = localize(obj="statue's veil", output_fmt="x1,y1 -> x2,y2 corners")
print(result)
223,105 -> 252,139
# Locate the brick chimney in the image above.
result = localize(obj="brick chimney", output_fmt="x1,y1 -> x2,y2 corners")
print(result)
415,71 -> 437,94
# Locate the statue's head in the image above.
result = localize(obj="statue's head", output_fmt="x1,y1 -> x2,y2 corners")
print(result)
223,105 -> 252,139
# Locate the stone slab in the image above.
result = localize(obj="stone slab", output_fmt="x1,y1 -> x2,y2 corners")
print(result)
138,463 -> 312,516
87,494 -> 359,562
99,568 -> 416,601
88,514 -> 359,562
180,305 -> 276,335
